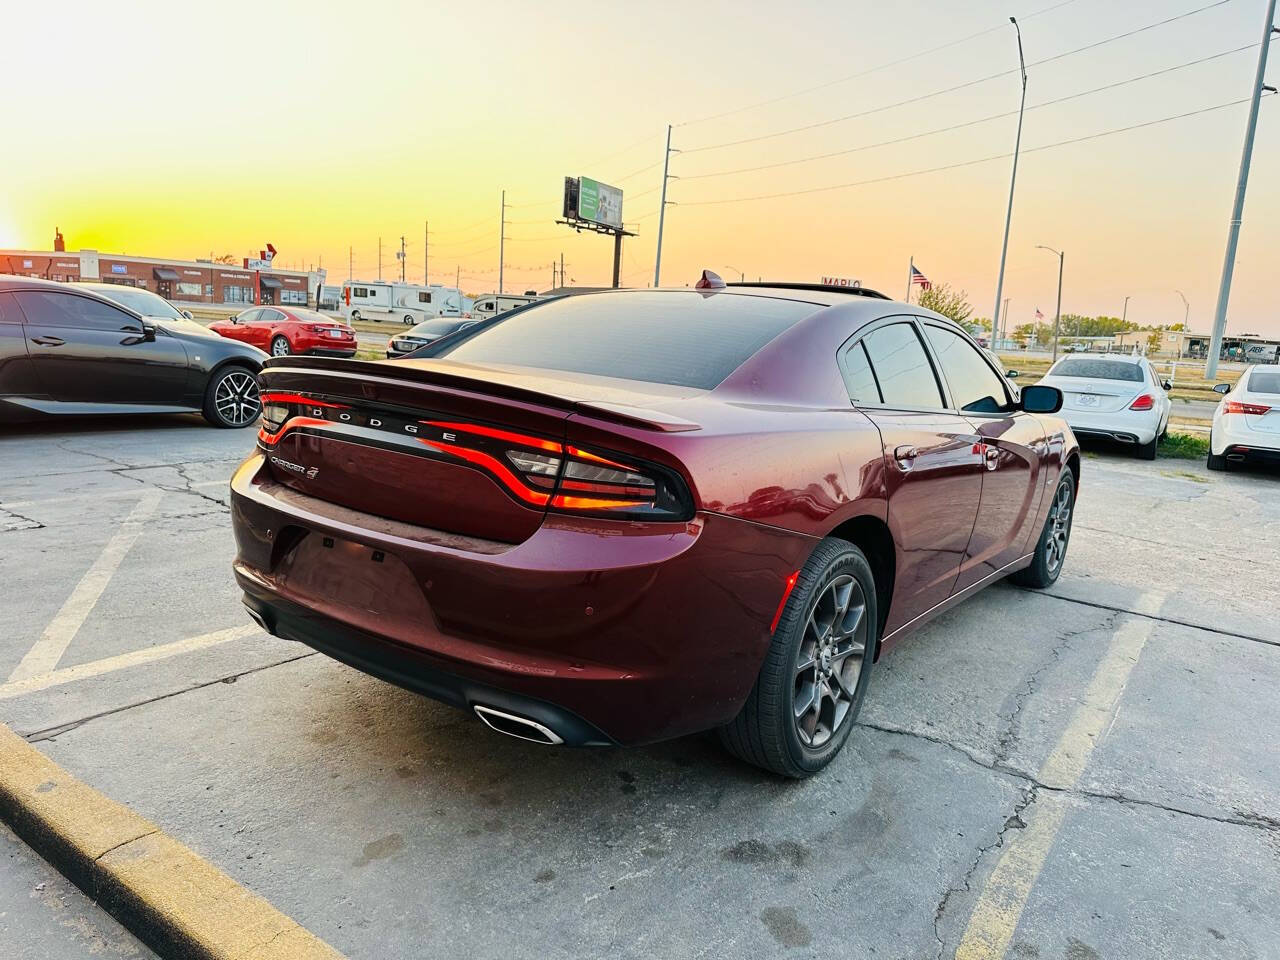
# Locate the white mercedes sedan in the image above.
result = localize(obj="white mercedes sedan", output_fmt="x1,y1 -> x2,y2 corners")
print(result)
1209,365 -> 1280,470
1036,354 -> 1172,459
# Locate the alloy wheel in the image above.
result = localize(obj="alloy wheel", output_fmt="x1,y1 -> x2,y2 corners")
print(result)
271,338 -> 291,357
793,574 -> 868,748
214,370 -> 261,427
1045,480 -> 1073,574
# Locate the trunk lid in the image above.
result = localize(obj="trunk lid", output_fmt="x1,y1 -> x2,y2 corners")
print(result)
256,357 -> 701,543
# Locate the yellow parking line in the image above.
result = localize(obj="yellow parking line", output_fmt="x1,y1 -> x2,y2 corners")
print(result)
955,593 -> 1163,960
0,624 -> 261,700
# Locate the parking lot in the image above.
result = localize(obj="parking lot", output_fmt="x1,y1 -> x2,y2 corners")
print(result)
2,418 -> 1278,959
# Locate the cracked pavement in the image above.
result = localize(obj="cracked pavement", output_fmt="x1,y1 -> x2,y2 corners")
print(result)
1,418 -> 1278,959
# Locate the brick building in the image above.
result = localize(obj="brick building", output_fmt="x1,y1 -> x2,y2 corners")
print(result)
0,248 -> 321,307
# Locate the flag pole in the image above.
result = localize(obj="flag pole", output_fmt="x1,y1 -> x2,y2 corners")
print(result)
906,257 -> 913,304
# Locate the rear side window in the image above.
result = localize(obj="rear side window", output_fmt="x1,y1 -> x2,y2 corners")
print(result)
841,341 -> 881,404
860,323 -> 944,409
924,325 -> 1010,413
1050,358 -> 1143,382
14,291 -> 140,331
437,291 -> 815,390
1248,369 -> 1280,395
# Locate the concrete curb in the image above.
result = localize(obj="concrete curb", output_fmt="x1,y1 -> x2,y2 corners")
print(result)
0,723 -> 345,959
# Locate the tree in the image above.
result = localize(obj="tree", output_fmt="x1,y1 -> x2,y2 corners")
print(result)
917,283 -> 973,326
213,253 -> 238,264
1146,330 -> 1163,354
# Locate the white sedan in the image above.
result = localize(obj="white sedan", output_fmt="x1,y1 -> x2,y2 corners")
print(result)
1208,365 -> 1280,470
1035,354 -> 1172,460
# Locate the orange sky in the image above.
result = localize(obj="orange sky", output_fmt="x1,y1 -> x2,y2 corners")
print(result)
2,0 -> 1276,333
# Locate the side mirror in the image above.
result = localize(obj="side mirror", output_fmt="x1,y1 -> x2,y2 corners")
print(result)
1162,380 -> 1172,391
1005,370 -> 1020,379
229,314 -> 239,325
1020,384 -> 1063,414
181,309 -> 193,320
1213,383 -> 1231,395
141,323 -> 157,342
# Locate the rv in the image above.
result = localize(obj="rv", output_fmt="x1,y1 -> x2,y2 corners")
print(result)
340,281 -> 467,325
470,292 -> 542,322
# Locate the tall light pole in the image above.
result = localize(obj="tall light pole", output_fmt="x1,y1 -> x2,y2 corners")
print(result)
1207,0 -> 1277,378
1175,289 -> 1189,328
498,189 -> 507,294
1037,245 -> 1064,363
725,265 -> 744,282
654,125 -> 679,287
991,17 -> 1027,339
1122,295 -> 1130,325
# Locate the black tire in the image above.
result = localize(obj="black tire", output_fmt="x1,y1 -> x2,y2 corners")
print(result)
270,335 -> 291,357
350,310 -> 362,322
1137,435 -> 1158,460
404,315 -> 415,325
1206,435 -> 1226,471
201,365 -> 260,429
1011,470 -> 1075,589
719,537 -> 877,779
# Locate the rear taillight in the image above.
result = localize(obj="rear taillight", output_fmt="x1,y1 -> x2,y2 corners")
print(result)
1129,394 -> 1155,411
1223,400 -> 1272,416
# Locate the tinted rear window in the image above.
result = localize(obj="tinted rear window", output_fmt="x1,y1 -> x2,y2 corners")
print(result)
1049,358 -> 1144,382
412,318 -> 470,336
436,291 -> 816,389
1248,369 -> 1280,395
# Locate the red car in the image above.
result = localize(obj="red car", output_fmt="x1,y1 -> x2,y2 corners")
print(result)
209,306 -> 356,358
230,277 -> 1078,777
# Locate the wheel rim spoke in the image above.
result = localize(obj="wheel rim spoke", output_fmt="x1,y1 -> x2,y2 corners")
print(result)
792,572 -> 867,748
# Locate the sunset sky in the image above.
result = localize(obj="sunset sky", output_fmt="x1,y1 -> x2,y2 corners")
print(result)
3,0 -> 1277,333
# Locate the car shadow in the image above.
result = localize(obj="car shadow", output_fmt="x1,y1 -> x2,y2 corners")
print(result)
0,412 -> 213,439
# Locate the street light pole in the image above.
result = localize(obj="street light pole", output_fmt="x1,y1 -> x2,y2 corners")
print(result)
1037,245 -> 1064,363
1176,289 -> 1189,328
1122,295 -> 1130,325
1207,0 -> 1277,379
654,125 -> 678,287
725,265 -> 744,282
991,17 -> 1027,339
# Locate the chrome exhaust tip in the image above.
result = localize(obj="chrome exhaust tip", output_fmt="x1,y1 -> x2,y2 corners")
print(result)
473,705 -> 564,745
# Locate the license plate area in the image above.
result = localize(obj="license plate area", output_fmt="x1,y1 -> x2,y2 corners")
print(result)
326,329 -> 344,339
276,532 -> 433,628
1076,394 -> 1099,407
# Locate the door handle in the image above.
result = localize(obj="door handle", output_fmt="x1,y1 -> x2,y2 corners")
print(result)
31,336 -> 65,347
893,445 -> 918,468
983,444 -> 1000,470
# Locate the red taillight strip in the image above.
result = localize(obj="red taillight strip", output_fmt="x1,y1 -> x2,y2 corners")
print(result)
260,392 -> 351,409
424,420 -> 563,453
417,439 -> 550,507
1128,394 -> 1154,411
258,416 -> 331,446
549,494 -> 645,511
565,445 -> 637,471
1223,400 -> 1271,416
769,570 -> 801,635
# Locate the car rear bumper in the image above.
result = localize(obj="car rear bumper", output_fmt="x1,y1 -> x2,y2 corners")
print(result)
1212,415 -> 1280,458
1059,407 -> 1160,445
229,454 -> 816,745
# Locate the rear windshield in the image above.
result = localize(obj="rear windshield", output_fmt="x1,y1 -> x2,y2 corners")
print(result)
411,318 -> 469,336
289,308 -> 338,324
435,291 -> 816,389
1248,369 -> 1280,395
1049,358 -> 1144,382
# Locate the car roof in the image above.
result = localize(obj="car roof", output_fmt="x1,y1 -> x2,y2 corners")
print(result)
1056,352 -> 1143,363
0,274 -> 144,316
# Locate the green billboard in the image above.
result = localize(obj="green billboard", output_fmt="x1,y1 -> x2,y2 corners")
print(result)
577,176 -> 623,229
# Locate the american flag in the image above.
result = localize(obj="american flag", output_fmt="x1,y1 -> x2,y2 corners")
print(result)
910,265 -> 931,290
1035,308 -> 1044,319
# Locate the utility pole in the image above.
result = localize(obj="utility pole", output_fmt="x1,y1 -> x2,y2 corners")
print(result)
991,17 -> 1027,339
1122,295 -> 1130,325
551,260 -> 557,291
654,125 -> 677,287
399,235 -> 406,283
1037,246 -> 1065,363
378,237 -> 382,281
1207,0 -> 1277,378
499,190 -> 507,294
348,246 -> 352,283
560,252 -> 565,290
455,265 -> 460,289
424,220 -> 429,285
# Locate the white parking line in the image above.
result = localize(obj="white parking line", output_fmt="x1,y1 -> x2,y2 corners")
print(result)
0,624 -> 261,700
954,591 -> 1165,960
1,479 -> 228,511
6,490 -> 164,683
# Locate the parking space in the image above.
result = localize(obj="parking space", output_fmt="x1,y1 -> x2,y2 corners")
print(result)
1,421 -> 1278,959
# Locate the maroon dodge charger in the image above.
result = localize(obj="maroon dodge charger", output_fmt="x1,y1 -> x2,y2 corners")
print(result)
230,277 -> 1078,777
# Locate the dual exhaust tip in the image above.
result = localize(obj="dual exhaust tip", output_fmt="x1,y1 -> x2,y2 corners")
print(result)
473,704 -> 564,745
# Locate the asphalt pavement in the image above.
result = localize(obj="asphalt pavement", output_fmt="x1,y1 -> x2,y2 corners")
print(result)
1,417 -> 1277,959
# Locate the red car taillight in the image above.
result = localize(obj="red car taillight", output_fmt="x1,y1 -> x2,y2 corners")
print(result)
1129,394 -> 1155,411
420,421 -> 692,520
1223,400 -> 1271,416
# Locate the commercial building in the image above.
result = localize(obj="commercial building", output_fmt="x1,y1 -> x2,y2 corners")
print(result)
1110,328 -> 1279,361
0,248 -> 323,308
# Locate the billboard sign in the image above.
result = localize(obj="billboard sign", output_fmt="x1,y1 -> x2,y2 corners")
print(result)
576,176 -> 623,229
821,276 -> 861,288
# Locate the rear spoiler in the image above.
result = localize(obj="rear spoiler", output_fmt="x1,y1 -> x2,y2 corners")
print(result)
260,356 -> 701,433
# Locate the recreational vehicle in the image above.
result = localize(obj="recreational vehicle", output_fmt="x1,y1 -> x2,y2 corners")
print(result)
340,282 -> 467,324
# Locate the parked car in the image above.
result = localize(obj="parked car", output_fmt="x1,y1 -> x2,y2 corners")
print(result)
1035,353 -> 1171,459
209,307 -> 356,358
386,317 -> 478,358
0,274 -> 265,427
76,282 -> 207,335
231,279 -> 1078,777
1208,365 -> 1280,470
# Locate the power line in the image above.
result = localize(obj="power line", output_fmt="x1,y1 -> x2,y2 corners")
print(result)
676,0 -> 1085,128
681,0 -> 1235,155
677,94 -> 1266,206
679,43 -> 1257,181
